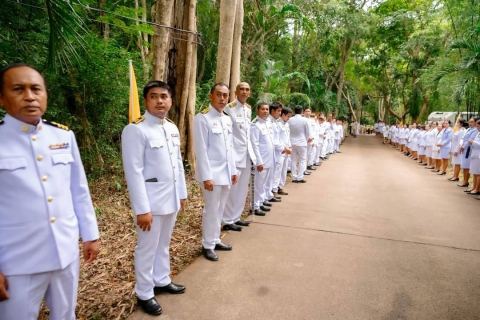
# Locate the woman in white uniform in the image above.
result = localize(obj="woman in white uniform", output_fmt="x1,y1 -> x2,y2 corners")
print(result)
458,118 -> 479,188
399,125 -> 407,153
467,119 -> 480,197
431,124 -> 443,172
448,118 -> 467,182
417,125 -> 427,165
410,124 -> 420,160
425,122 -> 437,169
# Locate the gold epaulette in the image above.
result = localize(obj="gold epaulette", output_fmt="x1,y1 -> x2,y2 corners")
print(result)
132,116 -> 145,124
245,103 -> 251,109
277,118 -> 281,122
252,118 -> 258,123
43,119 -> 69,131
166,118 -> 174,124
200,108 -> 209,114
228,101 -> 237,107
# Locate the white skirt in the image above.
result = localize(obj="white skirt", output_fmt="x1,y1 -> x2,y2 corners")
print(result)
418,145 -> 426,156
470,158 -> 480,174
470,158 -> 480,175
451,151 -> 462,165
432,148 -> 441,160
426,146 -> 433,158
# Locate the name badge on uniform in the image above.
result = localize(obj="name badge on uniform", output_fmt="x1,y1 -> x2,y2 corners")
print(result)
49,143 -> 69,150
171,133 -> 179,138
213,122 -> 218,127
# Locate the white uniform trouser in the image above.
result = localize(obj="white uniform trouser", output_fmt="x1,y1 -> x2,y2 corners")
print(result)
287,156 -> 291,171
254,167 -> 271,209
335,139 -> 340,151
291,145 -> 307,181
315,142 -> 323,163
278,154 -> 289,190
135,213 -> 177,300
0,257 -> 79,320
308,143 -> 317,166
223,166 -> 250,224
272,154 -> 287,192
327,139 -> 334,153
201,184 -> 230,250
306,143 -> 314,166
321,140 -> 328,158
266,159 -> 277,200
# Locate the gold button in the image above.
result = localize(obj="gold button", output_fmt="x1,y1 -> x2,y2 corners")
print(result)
32,136 -> 37,141
170,152 -> 173,155
42,176 -> 48,181
173,166 -> 176,169
37,155 -> 43,161
50,217 -> 56,223
22,125 -> 28,132
47,196 -> 53,202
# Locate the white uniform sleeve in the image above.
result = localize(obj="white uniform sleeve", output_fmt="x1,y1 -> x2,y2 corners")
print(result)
193,115 -> 213,182
70,131 -> 100,241
121,124 -> 151,215
250,123 -> 263,166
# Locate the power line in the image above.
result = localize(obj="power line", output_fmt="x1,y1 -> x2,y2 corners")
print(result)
4,0 -> 202,37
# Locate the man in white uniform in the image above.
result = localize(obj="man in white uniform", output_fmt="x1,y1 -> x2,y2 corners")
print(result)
193,83 -> 238,262
250,103 -> 275,215
266,102 -> 286,202
304,107 -> 317,171
274,107 -> 292,196
270,102 -> 291,198
222,82 -> 256,232
0,63 -> 99,320
122,81 -> 187,316
288,105 -> 310,183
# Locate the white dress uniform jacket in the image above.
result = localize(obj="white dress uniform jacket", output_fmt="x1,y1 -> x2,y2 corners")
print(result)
0,114 -> 99,276
193,106 -> 237,185
288,115 -> 309,147
224,100 -> 256,167
122,111 -> 187,216
250,117 -> 275,169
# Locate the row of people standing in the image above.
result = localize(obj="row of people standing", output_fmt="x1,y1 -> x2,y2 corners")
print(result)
380,118 -> 480,201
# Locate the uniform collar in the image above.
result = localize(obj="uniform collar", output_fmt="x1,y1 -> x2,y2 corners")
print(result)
235,99 -> 245,108
144,111 -> 167,125
209,105 -> 224,117
3,113 -> 43,134
257,116 -> 267,123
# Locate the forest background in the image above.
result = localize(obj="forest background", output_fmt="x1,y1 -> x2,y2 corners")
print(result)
0,0 -> 479,319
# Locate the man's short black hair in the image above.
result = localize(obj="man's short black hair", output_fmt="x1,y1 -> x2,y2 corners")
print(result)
0,63 -> 46,93
210,82 -> 229,94
270,101 -> 284,113
304,106 -> 311,111
256,102 -> 269,110
294,105 -> 303,114
143,80 -> 172,98
281,107 -> 292,116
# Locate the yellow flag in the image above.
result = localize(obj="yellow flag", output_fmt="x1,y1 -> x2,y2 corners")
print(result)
453,113 -> 460,133
129,60 -> 141,123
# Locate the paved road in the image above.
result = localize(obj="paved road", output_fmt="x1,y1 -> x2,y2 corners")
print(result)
129,135 -> 480,320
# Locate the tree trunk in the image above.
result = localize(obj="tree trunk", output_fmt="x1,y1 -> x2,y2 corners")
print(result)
215,0 -> 237,85
152,0 -> 174,80
98,0 -> 110,39
229,0 -> 243,99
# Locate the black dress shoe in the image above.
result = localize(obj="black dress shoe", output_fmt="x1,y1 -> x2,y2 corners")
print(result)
154,282 -> 186,295
235,220 -> 250,226
260,206 -> 271,212
432,170 -> 440,172
270,193 -> 282,199
137,297 -> 162,316
215,242 -> 232,251
337,151 -> 342,153
254,209 -> 266,216
464,189 -> 473,193
447,178 -> 459,181
222,224 -> 242,232
304,171 -> 311,175
437,172 -> 446,175
262,201 -> 272,207
277,189 -> 288,195
307,166 -> 316,170
268,197 -> 281,203
291,180 -> 298,183
468,191 -> 480,195
297,179 -> 307,183
313,163 -> 321,166
202,248 -> 218,261
458,183 -> 469,187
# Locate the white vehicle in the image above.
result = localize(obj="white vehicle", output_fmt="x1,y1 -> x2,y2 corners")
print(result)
427,111 -> 479,124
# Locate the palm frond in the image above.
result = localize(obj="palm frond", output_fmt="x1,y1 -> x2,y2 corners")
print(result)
256,92 -> 276,104
45,0 -> 88,70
